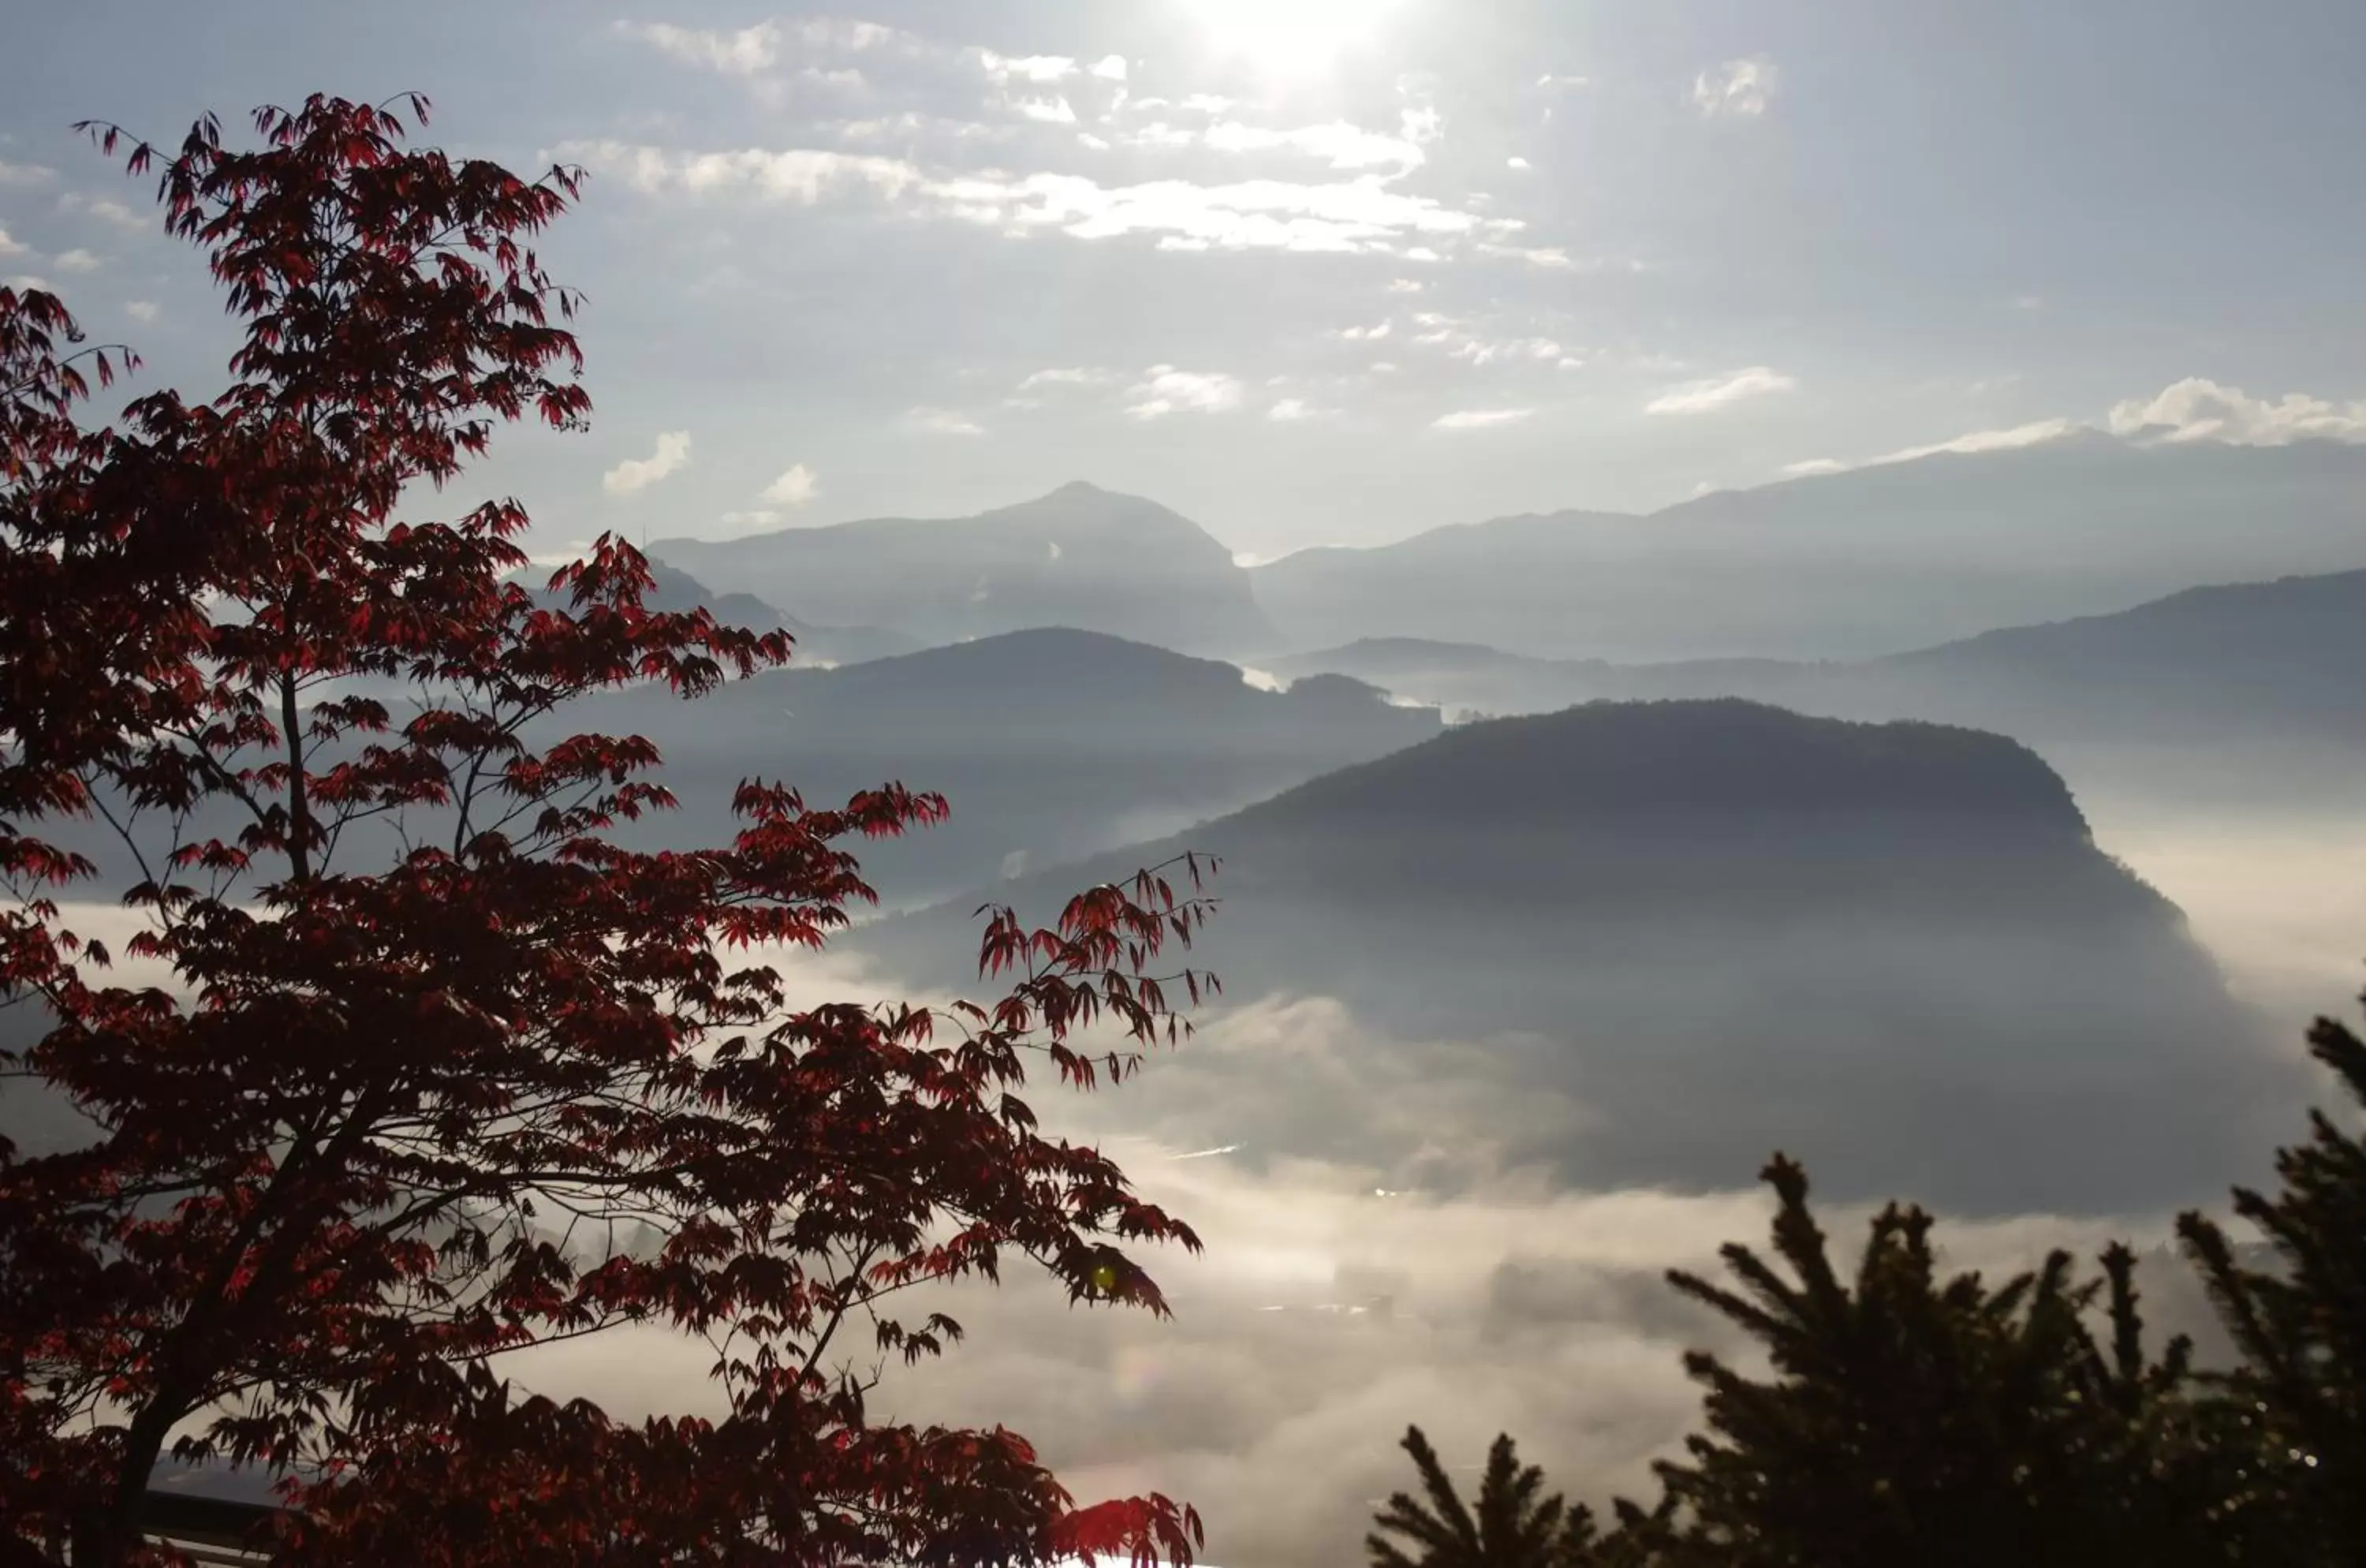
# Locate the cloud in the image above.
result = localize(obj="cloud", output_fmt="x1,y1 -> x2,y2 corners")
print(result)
124,300 -> 159,323
52,248 -> 101,274
2107,377 -> 2366,446
1018,366 -> 1118,391
1337,321 -> 1391,342
1788,376 -> 2366,481
1126,367 -> 1245,420
552,140 -> 923,203
524,539 -> 599,568
0,227 -> 23,257
760,462 -> 822,506
1693,58 -> 1774,118
601,430 -> 692,495
1387,278 -> 1424,294
487,969 -> 2179,1568
798,17 -> 901,50
1267,398 -> 1332,422
990,172 -> 1488,252
979,50 -> 1078,84
1408,312 -> 1461,345
1013,97 -> 1079,125
1136,118 -> 1430,175
3,275 -> 50,293
0,159 -> 55,187
58,192 -> 144,230
1779,375 -> 2366,482
1506,156 -> 1532,171
1475,242 -> 1582,270
1089,54 -> 1129,82
612,20 -> 781,74
560,140 -> 1497,257
909,406 -> 985,435
1645,366 -> 1797,415
1431,409 -> 1535,430
717,509 -> 781,533
826,112 -> 1002,145
1401,313 -> 1571,369
1447,337 -> 1563,368
1782,417 -> 2076,478
611,14 -> 908,74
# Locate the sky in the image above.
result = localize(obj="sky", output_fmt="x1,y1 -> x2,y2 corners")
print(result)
5,0 -> 2366,560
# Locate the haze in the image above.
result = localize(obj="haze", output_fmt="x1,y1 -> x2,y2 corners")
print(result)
5,4 -> 2364,1565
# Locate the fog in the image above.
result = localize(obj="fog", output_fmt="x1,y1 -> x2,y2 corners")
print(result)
12,8 -> 2366,1558
23,790 -> 2317,1566
487,949 -> 2248,1568
2088,805 -> 2366,1025
14,677 -> 2351,1566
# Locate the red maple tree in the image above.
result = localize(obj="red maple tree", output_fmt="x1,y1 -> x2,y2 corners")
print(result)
0,95 -> 1214,1568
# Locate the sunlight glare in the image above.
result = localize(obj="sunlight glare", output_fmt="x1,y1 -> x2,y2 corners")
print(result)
1187,0 -> 1400,79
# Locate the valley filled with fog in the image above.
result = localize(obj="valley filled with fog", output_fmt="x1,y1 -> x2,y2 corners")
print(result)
16,442 -> 2360,1563
468,446 -> 2364,1565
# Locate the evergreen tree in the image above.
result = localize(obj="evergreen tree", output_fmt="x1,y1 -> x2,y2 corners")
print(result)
1368,1426 -> 1599,1568
1551,1159 -> 2266,1567
2179,1012 -> 2366,1564
1365,993 -> 2366,1567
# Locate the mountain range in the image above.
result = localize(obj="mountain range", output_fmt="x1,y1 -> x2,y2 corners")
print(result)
1248,434 -> 2366,661
1266,567 -> 2366,809
636,438 -> 2366,670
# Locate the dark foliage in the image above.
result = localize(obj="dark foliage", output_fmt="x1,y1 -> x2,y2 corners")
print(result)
2180,1017 -> 2366,1563
0,97 -> 1213,1568
1366,1426 -> 1598,1568
1379,995 -> 2366,1566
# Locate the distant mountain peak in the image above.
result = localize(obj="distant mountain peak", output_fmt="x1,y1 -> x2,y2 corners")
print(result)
995,480 -> 1185,524
643,482 -> 1275,658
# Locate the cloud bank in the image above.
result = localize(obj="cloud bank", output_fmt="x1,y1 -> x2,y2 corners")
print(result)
603,430 -> 693,495
1646,367 -> 1797,415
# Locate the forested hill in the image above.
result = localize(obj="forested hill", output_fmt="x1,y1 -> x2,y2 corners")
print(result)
857,700 -> 2300,1215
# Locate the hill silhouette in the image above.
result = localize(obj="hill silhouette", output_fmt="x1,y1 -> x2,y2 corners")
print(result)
564,627 -> 1440,903
651,482 -> 1275,657
1250,436 -> 2366,661
857,700 -> 2298,1213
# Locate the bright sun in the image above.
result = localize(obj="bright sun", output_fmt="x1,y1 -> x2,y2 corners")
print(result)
1187,0 -> 1398,79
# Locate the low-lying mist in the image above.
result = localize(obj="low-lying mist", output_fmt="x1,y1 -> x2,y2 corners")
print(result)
501,951 -> 2245,1568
